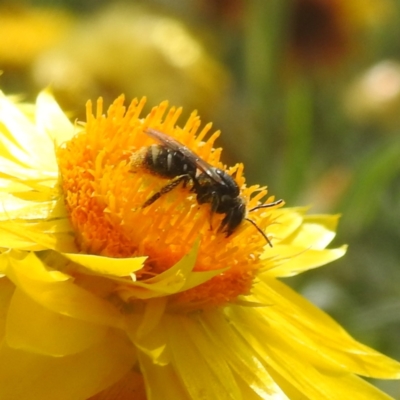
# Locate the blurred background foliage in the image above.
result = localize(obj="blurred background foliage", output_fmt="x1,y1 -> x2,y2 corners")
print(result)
1,0 -> 400,395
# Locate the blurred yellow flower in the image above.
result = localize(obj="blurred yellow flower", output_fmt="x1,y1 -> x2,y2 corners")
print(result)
32,4 -> 230,123
0,5 -> 73,67
0,91 -> 399,399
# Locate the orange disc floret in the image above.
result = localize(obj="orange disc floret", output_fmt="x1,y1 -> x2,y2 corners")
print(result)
57,96 -> 283,306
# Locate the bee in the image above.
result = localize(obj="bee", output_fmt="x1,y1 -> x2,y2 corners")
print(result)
131,128 -> 283,246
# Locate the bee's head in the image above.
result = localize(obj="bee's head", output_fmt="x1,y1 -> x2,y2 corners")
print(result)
208,168 -> 240,196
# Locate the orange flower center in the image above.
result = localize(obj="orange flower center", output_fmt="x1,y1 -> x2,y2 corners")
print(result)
57,96 -> 282,307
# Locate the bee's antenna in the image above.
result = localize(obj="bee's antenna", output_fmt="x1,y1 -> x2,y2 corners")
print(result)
245,217 -> 273,247
248,199 -> 284,213
246,198 -> 283,247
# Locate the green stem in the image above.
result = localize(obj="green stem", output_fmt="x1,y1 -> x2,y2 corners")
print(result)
281,77 -> 313,202
243,0 -> 291,179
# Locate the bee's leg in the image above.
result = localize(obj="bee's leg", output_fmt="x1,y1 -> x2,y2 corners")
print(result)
142,175 -> 191,208
218,209 -> 234,236
219,201 -> 246,238
218,214 -> 228,235
208,193 -> 219,231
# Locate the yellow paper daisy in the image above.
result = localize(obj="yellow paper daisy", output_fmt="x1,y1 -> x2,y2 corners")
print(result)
0,90 -> 399,400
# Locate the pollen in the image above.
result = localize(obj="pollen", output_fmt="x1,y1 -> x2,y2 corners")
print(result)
57,96 -> 282,307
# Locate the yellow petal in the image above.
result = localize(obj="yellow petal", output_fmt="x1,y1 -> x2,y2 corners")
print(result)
0,330 -> 136,400
0,194 -> 59,220
288,214 -> 341,249
164,314 -> 242,400
119,241 -> 223,300
90,369 -> 147,400
268,207 -> 307,241
229,305 -> 397,399
263,245 -> 347,277
136,297 -> 167,339
63,252 -> 147,277
6,288 -> 108,356
179,267 -> 227,292
0,252 -> 7,275
126,298 -> 169,366
201,310 -> 290,399
36,89 -> 75,146
139,351 -> 189,400
0,226 -> 45,251
0,219 -> 77,252
6,250 -> 70,282
0,91 -> 55,171
0,158 -> 53,181
253,278 -> 400,378
6,252 -> 124,329
0,278 -> 15,340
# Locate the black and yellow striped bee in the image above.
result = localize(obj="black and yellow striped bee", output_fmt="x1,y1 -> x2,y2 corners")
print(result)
132,128 -> 282,246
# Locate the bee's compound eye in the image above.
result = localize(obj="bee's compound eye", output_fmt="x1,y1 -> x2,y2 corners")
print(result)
215,170 -> 240,196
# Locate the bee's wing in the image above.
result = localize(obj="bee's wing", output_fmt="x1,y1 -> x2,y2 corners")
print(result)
144,128 -> 225,184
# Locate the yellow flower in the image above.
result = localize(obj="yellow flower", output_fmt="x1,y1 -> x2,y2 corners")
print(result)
0,5 -> 73,67
0,90 -> 399,400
